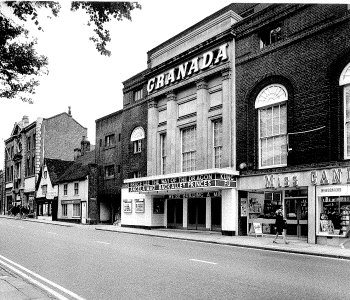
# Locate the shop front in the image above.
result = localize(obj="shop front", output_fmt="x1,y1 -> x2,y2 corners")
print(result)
122,170 -> 238,235
239,165 -> 350,244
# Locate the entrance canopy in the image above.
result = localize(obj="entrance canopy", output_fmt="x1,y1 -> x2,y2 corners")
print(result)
125,169 -> 239,194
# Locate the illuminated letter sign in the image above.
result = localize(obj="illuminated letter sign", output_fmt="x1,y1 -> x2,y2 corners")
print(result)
147,43 -> 228,94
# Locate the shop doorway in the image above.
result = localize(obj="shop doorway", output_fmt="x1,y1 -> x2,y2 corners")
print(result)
167,199 -> 183,228
211,197 -> 221,231
284,189 -> 308,238
188,198 -> 206,230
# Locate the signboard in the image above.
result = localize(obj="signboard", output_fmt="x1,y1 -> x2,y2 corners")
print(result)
123,200 -> 132,213
128,173 -> 237,193
253,223 -> 263,237
135,199 -> 145,213
167,191 -> 222,199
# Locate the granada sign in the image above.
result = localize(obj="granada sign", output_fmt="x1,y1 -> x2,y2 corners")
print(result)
147,43 -> 228,94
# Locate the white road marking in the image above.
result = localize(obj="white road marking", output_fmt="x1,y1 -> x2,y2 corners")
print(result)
95,241 -> 110,245
0,254 -> 85,300
190,259 -> 217,265
47,232 -> 57,235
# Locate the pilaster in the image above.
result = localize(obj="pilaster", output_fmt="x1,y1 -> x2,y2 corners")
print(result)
147,99 -> 158,176
222,68 -> 232,168
196,79 -> 209,170
166,91 -> 177,174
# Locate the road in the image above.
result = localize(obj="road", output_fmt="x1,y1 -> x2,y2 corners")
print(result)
0,218 -> 349,300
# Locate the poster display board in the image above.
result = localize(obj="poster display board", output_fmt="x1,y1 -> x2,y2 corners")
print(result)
123,200 -> 132,213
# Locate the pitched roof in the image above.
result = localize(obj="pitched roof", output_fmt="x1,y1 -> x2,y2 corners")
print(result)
46,158 -> 74,185
36,158 -> 74,190
57,162 -> 91,183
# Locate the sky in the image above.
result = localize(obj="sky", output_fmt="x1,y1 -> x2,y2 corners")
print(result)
0,0 -> 343,170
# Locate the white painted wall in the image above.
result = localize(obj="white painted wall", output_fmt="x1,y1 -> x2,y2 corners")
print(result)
36,165 -> 57,199
222,189 -> 238,234
57,178 -> 88,220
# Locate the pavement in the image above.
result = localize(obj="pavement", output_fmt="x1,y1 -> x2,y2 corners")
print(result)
1,215 -> 350,299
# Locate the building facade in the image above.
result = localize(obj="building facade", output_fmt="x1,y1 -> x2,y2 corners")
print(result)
120,3 -> 350,244
56,144 -> 97,224
95,110 -> 123,223
3,111 -> 87,215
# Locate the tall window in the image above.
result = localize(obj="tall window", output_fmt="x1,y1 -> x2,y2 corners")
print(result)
64,184 -> 68,196
74,182 -> 79,195
160,133 -> 167,174
131,126 -> 145,154
339,63 -> 350,159
41,185 -> 47,195
182,127 -> 196,172
105,165 -> 115,178
62,204 -> 67,216
213,120 -> 223,168
256,84 -> 288,168
73,203 -> 80,217
134,89 -> 143,101
105,134 -> 115,147
27,137 -> 31,151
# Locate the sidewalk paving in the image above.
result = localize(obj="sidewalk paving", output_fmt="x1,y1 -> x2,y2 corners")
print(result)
0,264 -> 56,300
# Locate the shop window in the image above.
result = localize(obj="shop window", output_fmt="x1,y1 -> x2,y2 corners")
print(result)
73,203 -> 80,217
260,25 -> 282,48
318,196 -> 350,236
256,84 -> 288,169
105,165 -> 115,178
105,134 -> 115,147
64,184 -> 68,196
160,133 -> 167,174
134,89 -> 143,101
339,62 -> 350,159
74,182 -> 79,195
62,204 -> 67,216
153,198 -> 164,214
131,126 -> 145,154
181,127 -> 196,172
213,120 -> 223,168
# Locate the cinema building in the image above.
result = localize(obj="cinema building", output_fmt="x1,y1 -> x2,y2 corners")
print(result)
122,3 -> 350,244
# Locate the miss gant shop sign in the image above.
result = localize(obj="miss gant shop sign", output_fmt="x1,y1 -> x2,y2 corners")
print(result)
147,43 -> 228,94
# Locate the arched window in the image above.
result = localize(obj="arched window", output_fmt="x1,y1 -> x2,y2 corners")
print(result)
340,62 -> 350,159
131,126 -> 145,153
255,84 -> 288,168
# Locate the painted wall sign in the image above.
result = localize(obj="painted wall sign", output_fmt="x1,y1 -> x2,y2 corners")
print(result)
310,168 -> 350,185
128,173 -> 236,193
265,174 -> 298,189
147,43 -> 228,94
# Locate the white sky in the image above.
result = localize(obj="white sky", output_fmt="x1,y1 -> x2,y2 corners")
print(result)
0,0 -> 345,170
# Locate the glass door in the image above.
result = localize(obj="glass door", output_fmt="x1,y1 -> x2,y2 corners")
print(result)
188,198 -> 206,230
284,189 -> 308,238
167,199 -> 183,228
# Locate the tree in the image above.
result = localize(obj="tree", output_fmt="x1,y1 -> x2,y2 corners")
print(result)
0,1 -> 141,102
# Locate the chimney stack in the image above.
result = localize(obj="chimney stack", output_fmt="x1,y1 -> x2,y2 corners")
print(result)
22,116 -> 29,127
68,106 -> 71,117
81,136 -> 90,156
74,148 -> 81,160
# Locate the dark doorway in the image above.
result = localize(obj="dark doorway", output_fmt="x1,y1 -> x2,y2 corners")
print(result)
188,198 -> 206,230
52,199 -> 58,221
211,197 -> 221,231
167,199 -> 183,228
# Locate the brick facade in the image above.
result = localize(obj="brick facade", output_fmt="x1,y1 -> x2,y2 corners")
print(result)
95,110 -> 123,222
